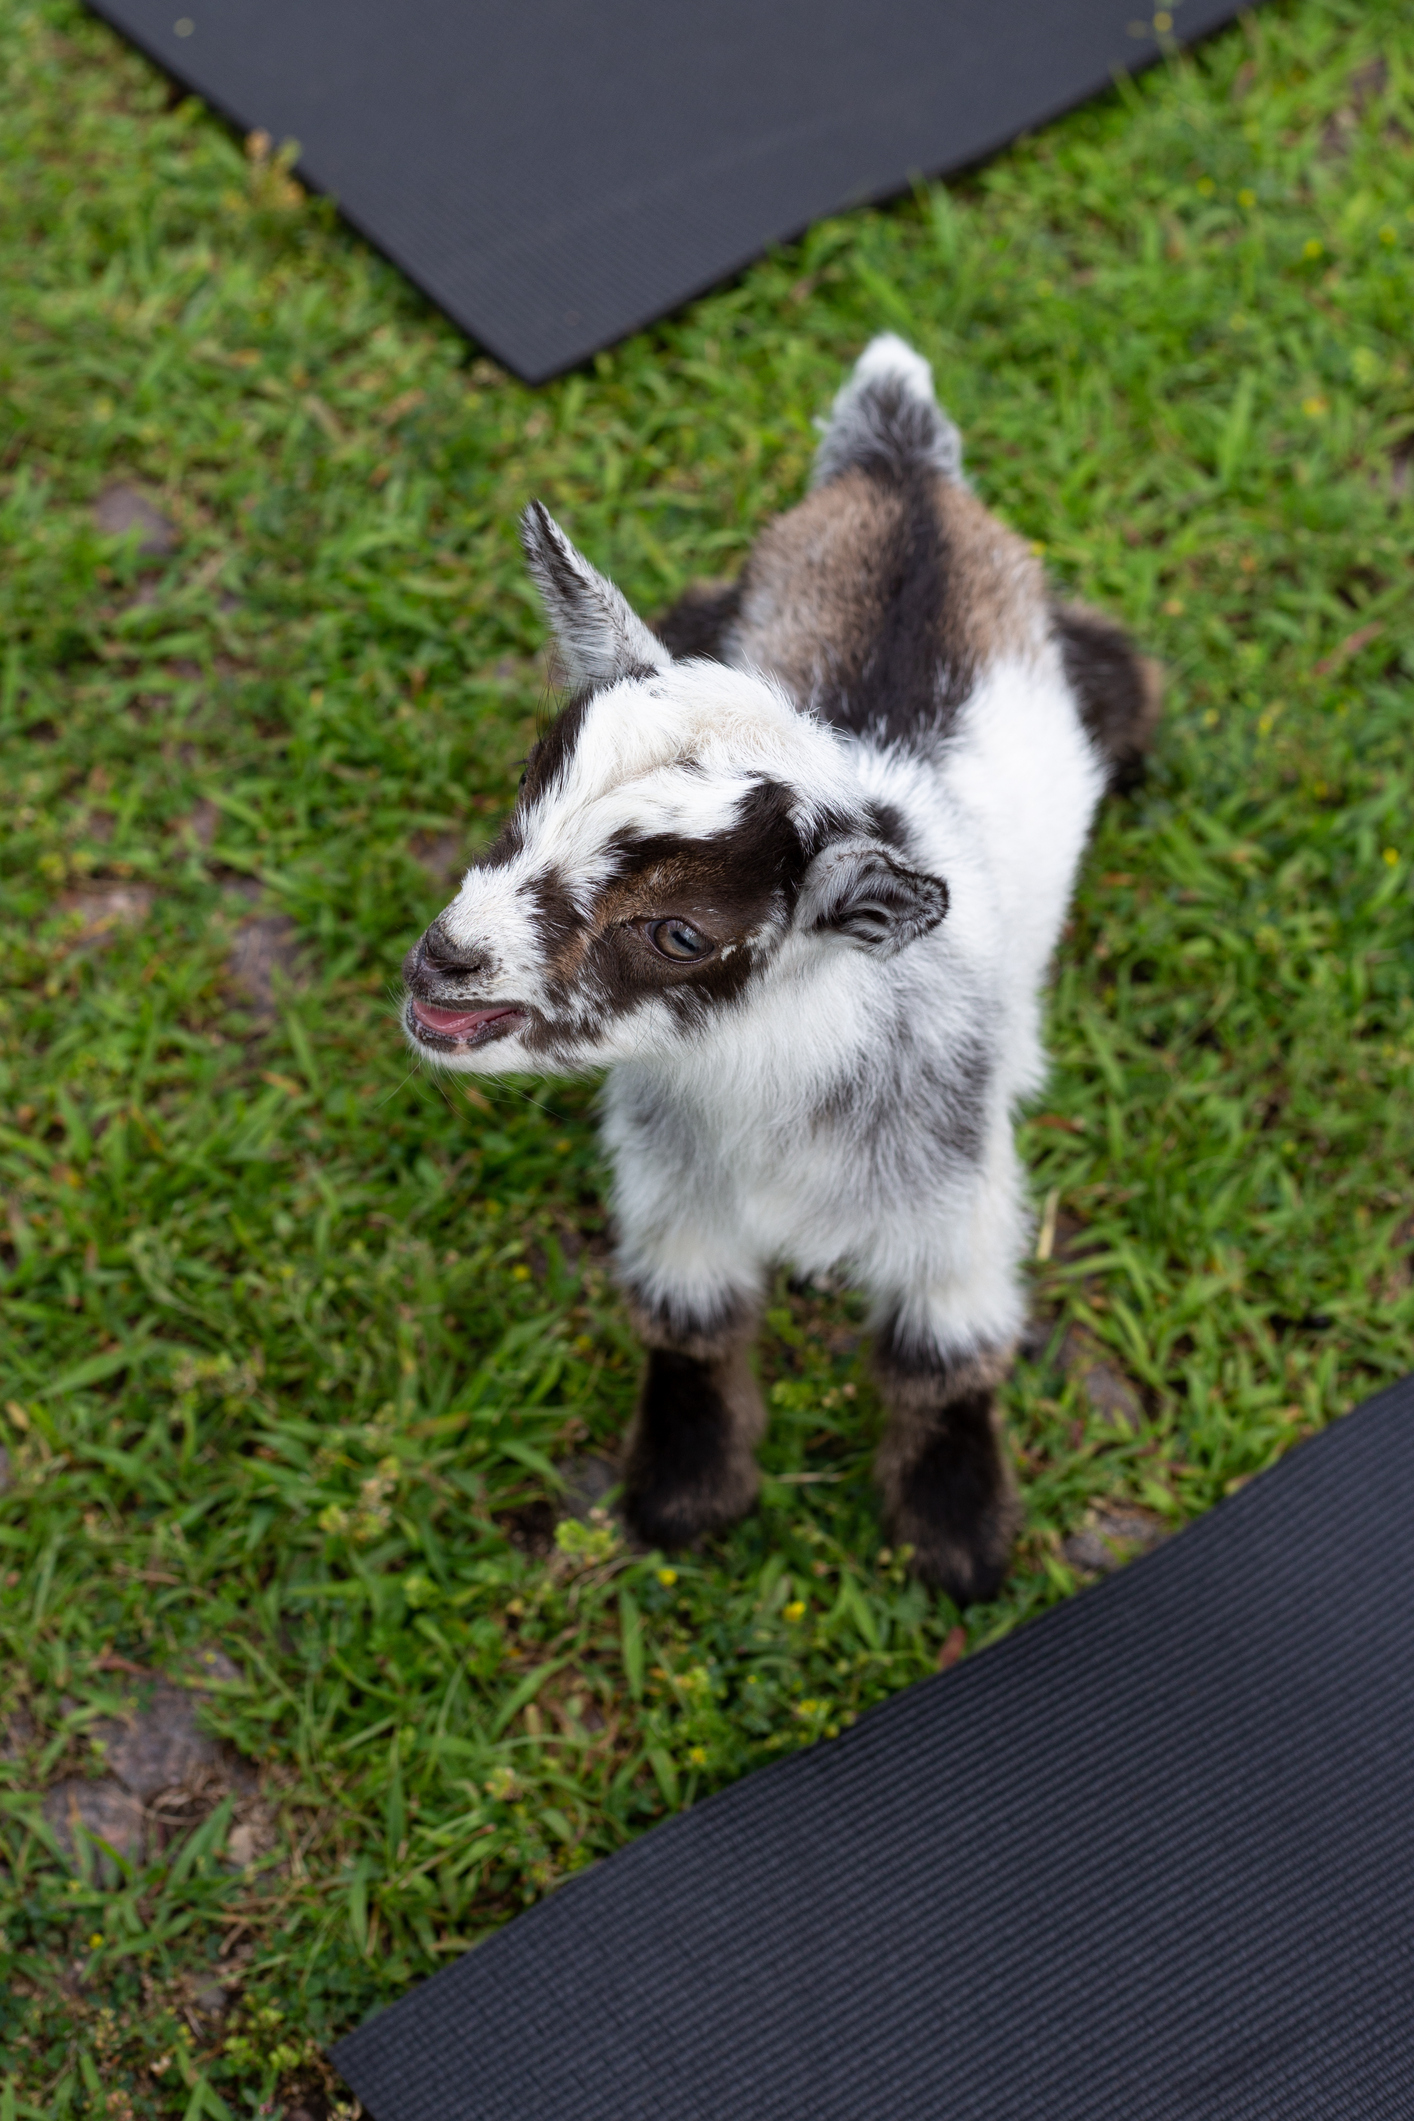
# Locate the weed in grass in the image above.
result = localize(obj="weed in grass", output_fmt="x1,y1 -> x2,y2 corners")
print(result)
2,0 -> 1414,2110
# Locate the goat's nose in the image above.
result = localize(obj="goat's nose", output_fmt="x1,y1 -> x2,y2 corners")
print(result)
403,920 -> 491,992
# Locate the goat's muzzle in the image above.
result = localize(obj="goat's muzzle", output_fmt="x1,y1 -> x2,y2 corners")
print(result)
403,922 -> 526,1051
405,997 -> 526,1049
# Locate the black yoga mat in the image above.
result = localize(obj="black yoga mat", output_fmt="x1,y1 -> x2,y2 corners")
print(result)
87,0 -> 1248,382
332,1376 -> 1414,2120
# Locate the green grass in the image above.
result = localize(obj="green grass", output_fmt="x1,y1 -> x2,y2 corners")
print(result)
2,0 -> 1413,2108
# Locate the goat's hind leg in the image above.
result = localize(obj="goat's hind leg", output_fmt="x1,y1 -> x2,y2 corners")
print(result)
621,1288 -> 767,1551
872,1315 -> 1021,1607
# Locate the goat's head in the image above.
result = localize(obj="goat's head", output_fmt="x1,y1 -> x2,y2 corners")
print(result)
401,505 -> 949,1074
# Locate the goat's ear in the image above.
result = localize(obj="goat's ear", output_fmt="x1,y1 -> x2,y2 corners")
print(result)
800,838 -> 948,956
520,501 -> 670,690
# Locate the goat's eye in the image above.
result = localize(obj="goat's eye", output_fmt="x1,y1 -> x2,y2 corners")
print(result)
647,918 -> 713,963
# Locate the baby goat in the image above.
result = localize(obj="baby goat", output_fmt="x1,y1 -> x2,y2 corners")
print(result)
402,337 -> 1158,1603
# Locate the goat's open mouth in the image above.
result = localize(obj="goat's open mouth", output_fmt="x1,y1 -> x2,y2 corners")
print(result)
407,998 -> 526,1049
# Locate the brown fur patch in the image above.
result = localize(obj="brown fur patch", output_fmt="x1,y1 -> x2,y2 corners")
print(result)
524,782 -> 809,1035
724,468 -> 1043,730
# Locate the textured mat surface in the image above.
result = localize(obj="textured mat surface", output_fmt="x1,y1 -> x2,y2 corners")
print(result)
332,1376 -> 1414,2120
87,0 -> 1248,381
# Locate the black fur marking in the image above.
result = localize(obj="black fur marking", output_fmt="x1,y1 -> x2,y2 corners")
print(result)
890,1386 -> 1011,1603
654,581 -> 742,662
1053,604 -> 1161,794
912,1039 -> 991,1168
811,1027 -> 989,1171
517,690 -> 595,809
815,376 -> 959,490
864,799 -> 912,854
479,814 -> 525,870
816,469 -> 973,745
622,1349 -> 751,1548
872,1325 -> 1017,1603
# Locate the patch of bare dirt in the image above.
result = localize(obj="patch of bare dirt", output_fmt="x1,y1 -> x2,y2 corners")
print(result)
409,830 -> 467,892
1,1704 -> 37,1760
58,882 -> 154,941
93,483 -> 179,559
496,1498 -> 557,1558
223,886 -> 305,1017
40,1676 -> 265,1881
1063,1504 -> 1170,1574
1059,1326 -> 1145,1431
43,1776 -> 147,1873
556,1452 -> 621,1525
182,1645 -> 246,1689
1319,57 -> 1391,157
180,799 -> 221,848
1349,55 -> 1389,111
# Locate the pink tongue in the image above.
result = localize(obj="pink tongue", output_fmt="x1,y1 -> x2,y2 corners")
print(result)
413,1001 -> 516,1037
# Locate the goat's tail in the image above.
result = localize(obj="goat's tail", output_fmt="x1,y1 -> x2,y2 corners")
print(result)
811,333 -> 963,491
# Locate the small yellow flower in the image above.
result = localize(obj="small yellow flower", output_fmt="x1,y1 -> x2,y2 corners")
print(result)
796,1698 -> 820,1715
1303,238 -> 1323,260
510,1263 -> 531,1281
1301,396 -> 1328,419
687,1745 -> 708,1767
554,1138 -> 571,1152
656,1566 -> 678,1586
783,1600 -> 806,1622
1383,848 -> 1399,868
1153,9 -> 1172,30
1030,540 -> 1047,557
1238,189 -> 1256,209
89,1933 -> 105,1948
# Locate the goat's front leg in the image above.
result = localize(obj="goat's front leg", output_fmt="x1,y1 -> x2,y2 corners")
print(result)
620,1289 -> 767,1550
605,1080 -> 768,1549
